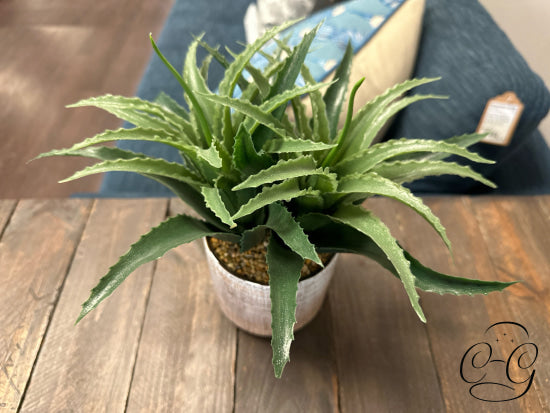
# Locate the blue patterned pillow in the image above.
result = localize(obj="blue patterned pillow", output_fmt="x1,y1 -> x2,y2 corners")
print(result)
249,0 -> 410,85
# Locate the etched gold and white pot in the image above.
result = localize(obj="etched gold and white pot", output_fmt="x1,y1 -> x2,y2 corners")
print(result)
203,238 -> 338,336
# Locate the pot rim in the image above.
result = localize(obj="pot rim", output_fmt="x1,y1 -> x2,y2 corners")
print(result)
203,237 -> 339,289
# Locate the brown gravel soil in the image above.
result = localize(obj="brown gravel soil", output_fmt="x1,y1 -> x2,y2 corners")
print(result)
207,236 -> 334,285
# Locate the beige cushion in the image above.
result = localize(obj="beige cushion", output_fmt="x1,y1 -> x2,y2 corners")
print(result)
320,0 -> 426,133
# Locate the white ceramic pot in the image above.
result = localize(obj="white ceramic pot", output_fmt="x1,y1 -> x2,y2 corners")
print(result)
203,238 -> 338,336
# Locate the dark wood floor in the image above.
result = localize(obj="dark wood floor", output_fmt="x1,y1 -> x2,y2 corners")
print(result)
0,0 -> 174,198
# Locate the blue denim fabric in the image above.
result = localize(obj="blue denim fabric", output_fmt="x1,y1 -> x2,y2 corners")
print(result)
385,0 -> 550,194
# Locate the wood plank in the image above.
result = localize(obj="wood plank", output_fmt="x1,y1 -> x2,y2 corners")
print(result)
234,300 -> 338,412
0,0 -> 173,198
126,200 -> 236,412
0,200 -> 17,236
470,196 -> 550,411
373,196 -> 530,411
329,198 -> 445,412
19,198 -> 168,412
0,199 -> 91,411
370,196 -> 546,411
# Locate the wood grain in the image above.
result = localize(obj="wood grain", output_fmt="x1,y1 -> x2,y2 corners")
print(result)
0,199 -> 91,411
0,0 -> 173,198
471,196 -> 550,411
234,300 -> 338,412
328,201 -> 446,413
372,196 -> 529,412
370,196 -> 549,412
126,200 -> 237,413
0,201 -> 17,236
1,196 -> 548,412
19,199 -> 168,412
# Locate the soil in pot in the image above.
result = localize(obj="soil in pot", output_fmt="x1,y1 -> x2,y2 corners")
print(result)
207,237 -> 334,285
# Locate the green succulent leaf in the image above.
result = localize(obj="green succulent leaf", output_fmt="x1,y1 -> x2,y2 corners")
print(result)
200,53 -> 214,83
260,81 -> 336,116
233,124 -> 274,175
67,95 -> 185,135
232,156 -> 317,190
268,23 -> 320,113
150,34 -> 213,146
332,204 -> 425,322
321,77 -> 365,167
239,203 -> 321,263
396,133 -> 489,163
199,93 -> 290,139
232,179 -> 319,221
372,160 -> 496,188
359,94 -> 448,152
218,20 -> 298,99
323,41 -> 354,139
302,215 -> 516,295
201,186 -> 236,228
402,251 -> 518,295
253,24 -> 322,149
337,173 -> 451,250
266,203 -> 321,264
335,137 -> 494,176
240,226 -> 269,251
35,127 -> 196,159
183,35 -> 217,127
263,137 -> 337,153
267,234 -> 303,378
77,214 -> 236,323
291,97 -> 313,139
343,77 -> 441,155
60,157 -> 204,187
244,64 -> 271,98
301,65 -> 330,143
154,92 -> 190,121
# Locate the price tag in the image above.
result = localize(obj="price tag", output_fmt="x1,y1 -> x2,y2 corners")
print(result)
476,92 -> 524,146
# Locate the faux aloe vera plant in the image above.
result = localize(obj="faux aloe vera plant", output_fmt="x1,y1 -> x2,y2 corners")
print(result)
37,22 -> 514,377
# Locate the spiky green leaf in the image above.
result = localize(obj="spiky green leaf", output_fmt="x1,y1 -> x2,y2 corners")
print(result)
396,133 -> 489,163
372,160 -> 496,188
321,77 -> 365,167
68,95 -> 185,134
150,34 -> 213,146
291,97 -> 313,139
201,186 -> 236,228
232,124 -> 274,175
232,179 -> 319,221
323,41 -> 354,139
342,78 -> 440,155
301,65 -> 330,143
264,137 -> 336,153
266,203 -> 321,264
60,158 -> 204,187
302,215 -> 516,295
335,137 -> 494,176
338,173 -> 451,250
183,35 -> 217,126
77,214 -> 236,322
154,92 -> 190,120
199,93 -> 290,138
332,204 -> 425,322
267,234 -> 303,378
232,156 -> 317,190
218,20 -> 298,98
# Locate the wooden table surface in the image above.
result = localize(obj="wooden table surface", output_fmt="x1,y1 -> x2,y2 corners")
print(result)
1,196 -> 549,412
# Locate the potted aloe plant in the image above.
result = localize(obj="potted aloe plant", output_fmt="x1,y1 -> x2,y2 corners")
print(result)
37,22 -> 515,378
